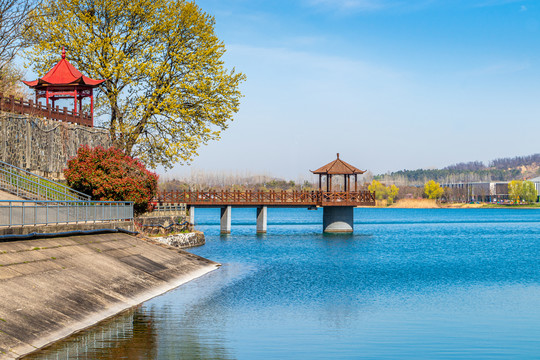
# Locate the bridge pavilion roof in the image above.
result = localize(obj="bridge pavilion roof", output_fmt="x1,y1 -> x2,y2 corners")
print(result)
311,153 -> 365,175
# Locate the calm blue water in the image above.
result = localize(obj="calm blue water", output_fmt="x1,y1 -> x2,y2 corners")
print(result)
26,208 -> 540,359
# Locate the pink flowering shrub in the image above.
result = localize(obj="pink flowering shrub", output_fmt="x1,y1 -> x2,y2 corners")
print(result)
65,146 -> 159,214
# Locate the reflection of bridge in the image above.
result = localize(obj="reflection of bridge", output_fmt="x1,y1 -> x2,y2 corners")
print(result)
156,154 -> 376,234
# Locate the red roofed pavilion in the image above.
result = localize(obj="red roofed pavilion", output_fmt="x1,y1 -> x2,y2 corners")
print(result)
311,153 -> 366,192
22,47 -> 105,126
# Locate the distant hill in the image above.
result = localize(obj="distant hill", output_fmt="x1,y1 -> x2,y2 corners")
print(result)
375,154 -> 540,185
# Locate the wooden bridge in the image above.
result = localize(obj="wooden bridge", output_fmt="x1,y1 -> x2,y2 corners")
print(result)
155,154 -> 376,234
154,190 -> 375,208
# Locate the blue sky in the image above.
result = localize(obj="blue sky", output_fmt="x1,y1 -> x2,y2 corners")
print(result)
25,0 -> 540,180
169,0 -> 540,180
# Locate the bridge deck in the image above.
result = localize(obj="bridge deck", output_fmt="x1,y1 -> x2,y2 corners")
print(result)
155,190 -> 375,207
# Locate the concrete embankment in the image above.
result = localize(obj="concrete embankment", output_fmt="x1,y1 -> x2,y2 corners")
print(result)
0,232 -> 219,359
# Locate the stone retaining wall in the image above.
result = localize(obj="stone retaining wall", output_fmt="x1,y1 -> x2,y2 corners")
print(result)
0,113 -> 110,179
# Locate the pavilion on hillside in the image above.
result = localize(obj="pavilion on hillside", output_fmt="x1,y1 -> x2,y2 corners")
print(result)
311,153 -> 366,192
22,47 -> 105,126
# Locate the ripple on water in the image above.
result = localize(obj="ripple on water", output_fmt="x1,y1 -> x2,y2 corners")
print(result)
25,208 -> 540,359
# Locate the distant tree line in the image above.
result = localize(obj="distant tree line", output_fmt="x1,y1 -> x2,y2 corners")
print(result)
375,153 -> 539,185
490,154 -> 540,170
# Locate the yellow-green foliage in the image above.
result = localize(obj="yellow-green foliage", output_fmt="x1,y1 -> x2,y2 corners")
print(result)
24,0 -> 245,169
508,180 -> 522,202
509,180 -> 538,203
387,184 -> 399,204
368,180 -> 399,204
424,180 -> 444,199
368,180 -> 387,200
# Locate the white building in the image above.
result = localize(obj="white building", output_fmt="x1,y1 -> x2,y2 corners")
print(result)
529,176 -> 540,201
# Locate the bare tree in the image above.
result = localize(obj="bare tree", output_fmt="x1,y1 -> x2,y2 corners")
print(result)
0,0 -> 34,70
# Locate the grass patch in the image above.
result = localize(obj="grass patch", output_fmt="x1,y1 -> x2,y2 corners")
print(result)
32,247 -> 40,250
51,256 -> 56,260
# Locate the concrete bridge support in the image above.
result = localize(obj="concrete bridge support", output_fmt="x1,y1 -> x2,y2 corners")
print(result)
256,206 -> 267,233
323,206 -> 354,233
220,206 -> 232,234
188,206 -> 195,224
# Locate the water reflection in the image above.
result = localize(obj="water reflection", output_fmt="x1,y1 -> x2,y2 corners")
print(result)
24,307 -> 157,359
24,266 -> 239,360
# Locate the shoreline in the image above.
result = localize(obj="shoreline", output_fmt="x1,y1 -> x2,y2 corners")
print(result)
0,232 -> 219,360
20,264 -> 218,359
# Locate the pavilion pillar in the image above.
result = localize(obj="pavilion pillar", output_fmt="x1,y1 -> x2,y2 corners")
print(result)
74,89 -> 78,114
328,175 -> 332,192
347,175 -> 351,193
90,92 -> 94,126
355,174 -> 358,192
318,175 -> 322,191
256,206 -> 267,233
221,206 -> 232,234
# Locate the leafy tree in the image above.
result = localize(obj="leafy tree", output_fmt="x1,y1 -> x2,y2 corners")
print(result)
368,180 -> 387,200
522,181 -> 538,203
65,145 -> 159,214
510,180 -> 538,203
368,180 -> 399,204
387,184 -> 399,204
25,0 -> 245,169
424,180 -> 444,199
508,180 -> 523,203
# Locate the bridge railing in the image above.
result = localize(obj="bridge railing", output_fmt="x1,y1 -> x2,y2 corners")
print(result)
0,93 -> 93,127
321,191 -> 376,206
0,200 -> 133,227
154,190 -> 375,206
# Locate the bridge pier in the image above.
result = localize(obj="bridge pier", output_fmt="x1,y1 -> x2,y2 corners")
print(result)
323,206 -> 354,233
188,206 -> 195,224
256,206 -> 267,233
220,206 -> 232,234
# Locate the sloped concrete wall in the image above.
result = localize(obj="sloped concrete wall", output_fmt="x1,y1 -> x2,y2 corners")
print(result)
0,233 -> 218,359
0,113 -> 110,179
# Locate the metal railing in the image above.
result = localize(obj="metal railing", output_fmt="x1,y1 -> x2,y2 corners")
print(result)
0,160 -> 90,201
0,200 -> 133,227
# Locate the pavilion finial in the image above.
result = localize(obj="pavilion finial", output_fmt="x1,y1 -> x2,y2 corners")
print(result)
61,47 -> 66,59
337,153 -> 340,159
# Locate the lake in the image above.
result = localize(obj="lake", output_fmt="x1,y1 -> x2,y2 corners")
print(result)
25,208 -> 540,359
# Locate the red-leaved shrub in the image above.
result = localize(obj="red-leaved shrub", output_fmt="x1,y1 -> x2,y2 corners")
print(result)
65,146 -> 159,214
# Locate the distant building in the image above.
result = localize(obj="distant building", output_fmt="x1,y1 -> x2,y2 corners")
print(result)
441,181 -> 509,202
443,178 -> 540,203
529,176 -> 540,202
